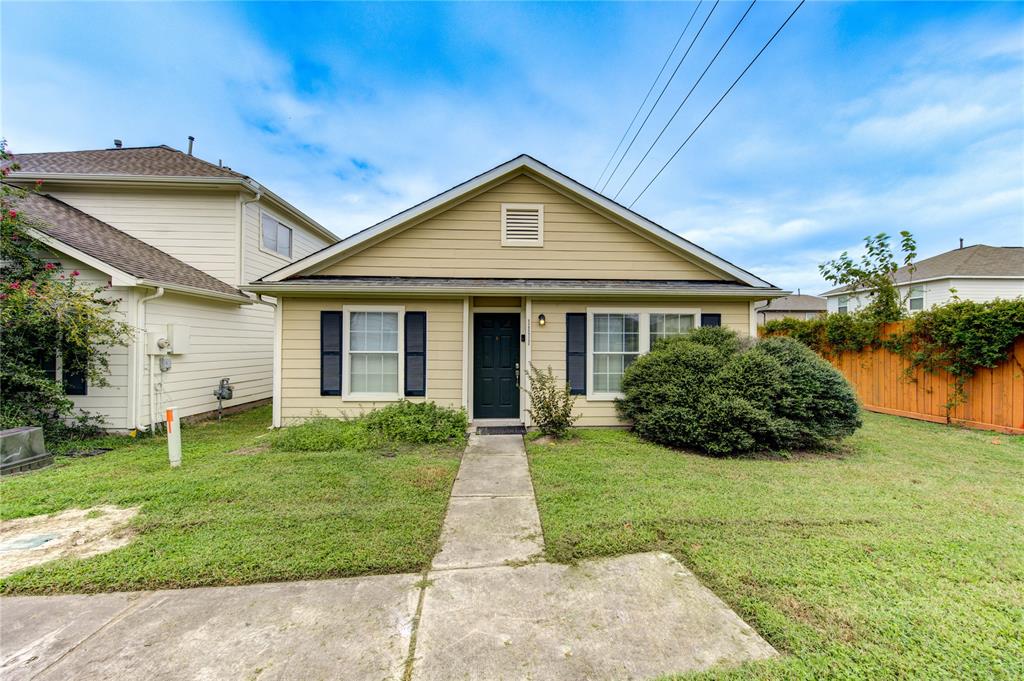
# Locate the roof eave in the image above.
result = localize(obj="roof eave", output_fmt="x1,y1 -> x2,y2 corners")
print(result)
243,281 -> 788,299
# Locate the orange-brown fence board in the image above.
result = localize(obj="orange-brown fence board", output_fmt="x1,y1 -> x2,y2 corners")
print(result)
818,322 -> 1024,435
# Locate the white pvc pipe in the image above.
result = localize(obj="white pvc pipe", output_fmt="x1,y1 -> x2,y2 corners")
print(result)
137,287 -> 165,432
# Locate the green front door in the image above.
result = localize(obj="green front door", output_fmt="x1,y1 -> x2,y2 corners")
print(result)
473,313 -> 520,419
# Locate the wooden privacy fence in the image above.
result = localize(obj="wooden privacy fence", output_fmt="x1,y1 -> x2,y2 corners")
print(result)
825,323 -> 1024,435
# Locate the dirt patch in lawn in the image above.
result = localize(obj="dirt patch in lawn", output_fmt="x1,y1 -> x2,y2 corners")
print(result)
0,505 -> 139,577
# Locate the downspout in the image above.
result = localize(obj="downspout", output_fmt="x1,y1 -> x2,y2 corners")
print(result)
240,183 -> 263,290
137,287 -> 165,432
255,294 -> 281,428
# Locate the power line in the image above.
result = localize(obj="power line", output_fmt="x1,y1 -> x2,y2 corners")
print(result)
612,0 -> 757,200
629,0 -> 806,208
594,2 -> 703,188
600,0 -> 721,193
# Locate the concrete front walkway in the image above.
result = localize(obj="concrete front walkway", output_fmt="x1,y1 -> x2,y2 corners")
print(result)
1,434 -> 777,681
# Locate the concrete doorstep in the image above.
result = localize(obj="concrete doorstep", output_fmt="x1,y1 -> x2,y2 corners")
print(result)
0,434 -> 777,681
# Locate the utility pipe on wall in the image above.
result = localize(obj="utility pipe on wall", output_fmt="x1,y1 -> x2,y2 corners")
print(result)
136,286 -> 165,432
239,184 -> 263,290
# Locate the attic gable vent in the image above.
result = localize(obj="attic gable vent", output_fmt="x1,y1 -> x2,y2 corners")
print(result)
501,204 -> 544,247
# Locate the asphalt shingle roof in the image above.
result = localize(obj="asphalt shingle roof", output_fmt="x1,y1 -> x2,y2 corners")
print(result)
7,146 -> 247,179
12,188 -> 250,301
822,245 -> 1024,295
754,294 -> 827,312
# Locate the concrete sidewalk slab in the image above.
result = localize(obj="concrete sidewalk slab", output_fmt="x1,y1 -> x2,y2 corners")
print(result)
1,591 -> 145,681
432,496 -> 544,569
414,552 -> 777,681
449,457 -> 534,497
462,434 -> 526,459
2,575 -> 420,681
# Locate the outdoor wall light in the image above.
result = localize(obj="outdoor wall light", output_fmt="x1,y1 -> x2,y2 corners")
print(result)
538,314 -> 546,327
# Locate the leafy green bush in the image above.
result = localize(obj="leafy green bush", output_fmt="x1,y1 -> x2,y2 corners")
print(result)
362,401 -> 468,446
272,402 -> 468,452
617,329 -> 861,455
525,364 -> 580,438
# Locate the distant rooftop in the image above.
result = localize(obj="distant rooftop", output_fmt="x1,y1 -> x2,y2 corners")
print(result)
822,245 -> 1024,296
754,294 -> 826,312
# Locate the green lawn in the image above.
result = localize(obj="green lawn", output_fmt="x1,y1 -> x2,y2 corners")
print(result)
1,406 -> 461,594
526,413 -> 1024,680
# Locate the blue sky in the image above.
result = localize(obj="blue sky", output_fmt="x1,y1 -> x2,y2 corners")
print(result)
2,1 -> 1021,293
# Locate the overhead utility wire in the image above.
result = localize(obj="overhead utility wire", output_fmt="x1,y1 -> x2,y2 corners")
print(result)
594,1 -> 703,188
628,0 -> 806,207
612,0 -> 758,200
600,0 -> 720,193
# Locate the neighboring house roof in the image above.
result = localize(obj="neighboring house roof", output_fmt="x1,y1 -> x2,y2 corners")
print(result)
821,245 -> 1024,296
4,145 -> 337,244
12,188 -> 251,303
257,154 -> 780,290
8,145 -> 246,179
246,275 -> 773,296
754,294 -> 826,312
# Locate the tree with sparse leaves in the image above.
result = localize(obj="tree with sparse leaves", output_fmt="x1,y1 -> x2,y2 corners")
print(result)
1,140 -> 134,439
819,231 -> 917,322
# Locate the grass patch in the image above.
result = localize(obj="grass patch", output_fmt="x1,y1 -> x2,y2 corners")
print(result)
526,413 -> 1024,679
1,405 -> 462,594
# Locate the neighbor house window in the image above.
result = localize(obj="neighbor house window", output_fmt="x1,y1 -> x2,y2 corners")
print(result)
261,212 -> 293,258
591,313 -> 639,393
908,285 -> 925,311
837,295 -> 849,314
649,313 -> 695,345
587,308 -> 700,398
346,309 -> 401,396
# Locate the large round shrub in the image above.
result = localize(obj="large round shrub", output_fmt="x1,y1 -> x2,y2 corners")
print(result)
617,329 -> 861,455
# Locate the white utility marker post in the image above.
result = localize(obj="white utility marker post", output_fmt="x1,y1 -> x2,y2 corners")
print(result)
166,407 -> 181,468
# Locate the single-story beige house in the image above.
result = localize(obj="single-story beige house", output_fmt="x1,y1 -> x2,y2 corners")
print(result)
246,155 -> 787,428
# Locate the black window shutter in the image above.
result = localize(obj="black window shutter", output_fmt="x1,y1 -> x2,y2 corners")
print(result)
321,311 -> 343,396
39,351 -> 57,382
63,347 -> 88,396
566,313 -> 587,395
701,313 -> 722,328
405,311 -> 427,397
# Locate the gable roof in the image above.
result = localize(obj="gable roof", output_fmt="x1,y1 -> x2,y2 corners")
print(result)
257,155 -> 776,289
821,245 -> 1024,296
8,145 -> 246,179
5,145 -> 337,244
12,188 -> 251,303
754,294 -> 826,312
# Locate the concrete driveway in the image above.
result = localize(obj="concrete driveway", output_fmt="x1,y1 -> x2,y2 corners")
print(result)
1,434 -> 777,680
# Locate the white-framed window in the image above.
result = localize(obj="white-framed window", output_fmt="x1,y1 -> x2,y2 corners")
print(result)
586,307 -> 701,400
908,285 -> 925,312
501,203 -> 544,247
837,295 -> 849,314
343,306 -> 404,400
261,211 -> 293,259
649,312 -> 696,345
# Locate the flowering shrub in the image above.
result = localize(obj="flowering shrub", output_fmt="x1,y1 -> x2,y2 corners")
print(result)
1,141 -> 133,440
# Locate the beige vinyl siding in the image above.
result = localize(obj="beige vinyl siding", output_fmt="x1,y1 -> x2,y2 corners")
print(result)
48,186 -> 240,286
280,297 -> 465,424
49,254 -> 133,430
243,202 -> 332,284
140,293 -> 273,422
318,174 -> 727,281
530,298 -> 752,426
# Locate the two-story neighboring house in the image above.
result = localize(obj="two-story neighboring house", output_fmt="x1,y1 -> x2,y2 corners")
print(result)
821,244 -> 1024,314
6,144 -> 335,431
